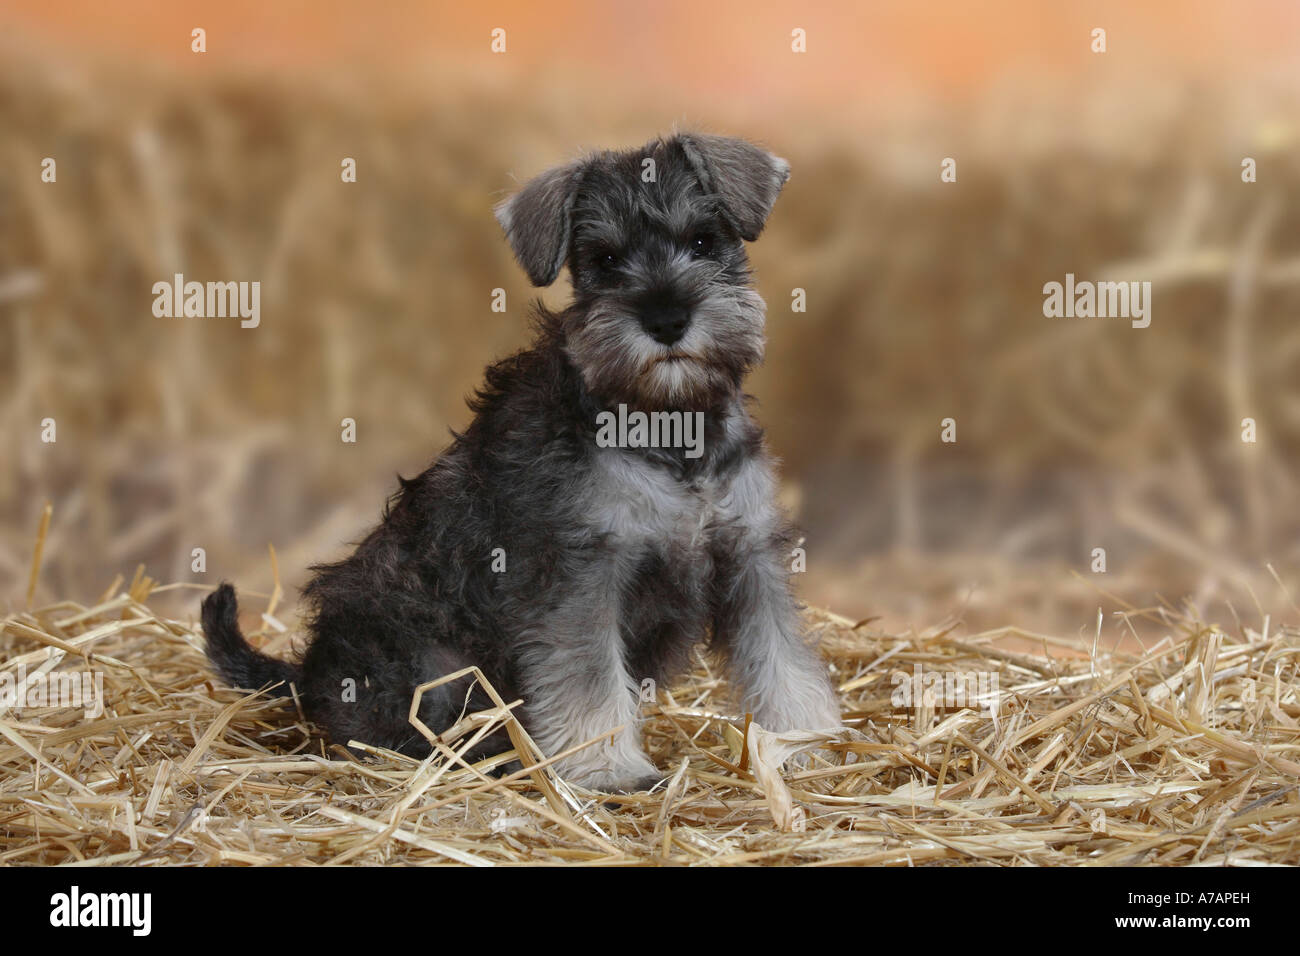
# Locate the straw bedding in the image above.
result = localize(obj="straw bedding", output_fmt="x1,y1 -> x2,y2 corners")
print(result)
3,555 -> 1297,866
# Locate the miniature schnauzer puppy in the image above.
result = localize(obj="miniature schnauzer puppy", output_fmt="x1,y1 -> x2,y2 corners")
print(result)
202,132 -> 842,791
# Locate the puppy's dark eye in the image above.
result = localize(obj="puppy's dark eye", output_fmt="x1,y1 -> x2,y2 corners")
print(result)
597,252 -> 620,273
688,233 -> 716,258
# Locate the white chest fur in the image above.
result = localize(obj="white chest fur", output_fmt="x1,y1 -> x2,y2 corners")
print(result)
587,449 -> 716,548
586,445 -> 779,552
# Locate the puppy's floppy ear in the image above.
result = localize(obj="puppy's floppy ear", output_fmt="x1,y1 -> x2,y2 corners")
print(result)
677,133 -> 790,241
494,160 -> 586,287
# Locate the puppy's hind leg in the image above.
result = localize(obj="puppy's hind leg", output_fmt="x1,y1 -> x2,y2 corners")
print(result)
300,609 -> 509,763
407,646 -> 517,767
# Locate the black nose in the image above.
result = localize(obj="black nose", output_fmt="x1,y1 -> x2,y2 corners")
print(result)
640,305 -> 691,346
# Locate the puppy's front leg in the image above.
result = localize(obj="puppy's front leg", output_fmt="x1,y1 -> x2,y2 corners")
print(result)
713,546 -> 842,732
517,560 -> 659,792
712,463 -> 842,733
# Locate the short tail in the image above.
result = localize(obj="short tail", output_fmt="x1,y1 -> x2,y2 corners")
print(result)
201,582 -> 302,695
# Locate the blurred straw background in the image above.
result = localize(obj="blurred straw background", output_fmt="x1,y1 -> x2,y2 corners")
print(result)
2,0 -> 1300,642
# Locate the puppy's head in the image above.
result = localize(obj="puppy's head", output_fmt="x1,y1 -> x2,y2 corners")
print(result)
495,133 -> 789,410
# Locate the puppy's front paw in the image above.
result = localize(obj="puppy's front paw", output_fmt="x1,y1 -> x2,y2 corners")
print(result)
573,767 -> 663,794
753,695 -> 843,735
558,751 -> 662,794
610,773 -> 664,794
749,698 -> 847,774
